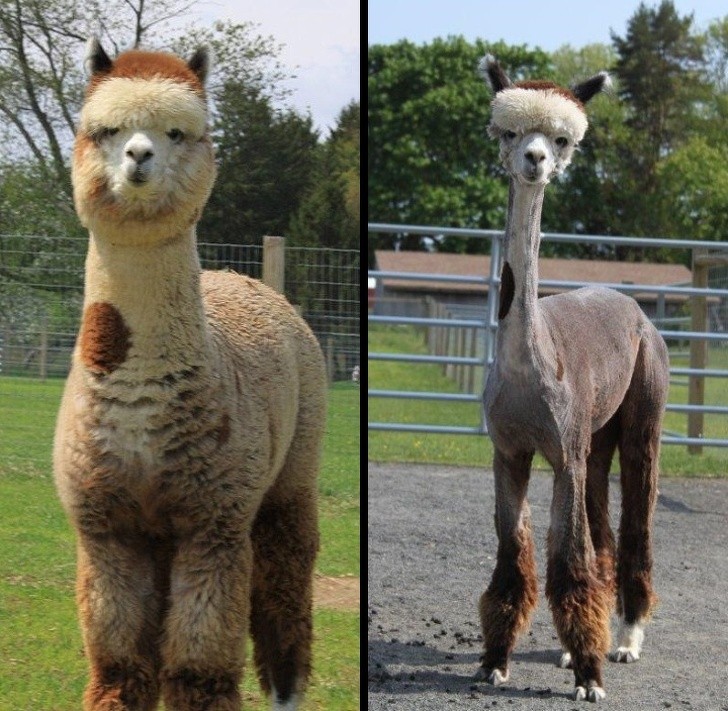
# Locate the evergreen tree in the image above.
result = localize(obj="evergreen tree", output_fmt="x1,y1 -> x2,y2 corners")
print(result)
288,100 -> 360,250
610,0 -> 710,237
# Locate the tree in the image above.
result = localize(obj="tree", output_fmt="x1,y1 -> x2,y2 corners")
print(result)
200,80 -> 319,244
368,37 -> 552,259
657,136 -> 728,242
0,0 -> 194,193
610,0 -> 710,237
288,100 -> 360,250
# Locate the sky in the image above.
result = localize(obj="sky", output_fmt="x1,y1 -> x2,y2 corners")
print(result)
189,0 -> 360,138
368,0 -> 727,52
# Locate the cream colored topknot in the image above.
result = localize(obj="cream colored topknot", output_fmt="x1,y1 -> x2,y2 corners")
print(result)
489,87 -> 589,143
79,77 -> 208,138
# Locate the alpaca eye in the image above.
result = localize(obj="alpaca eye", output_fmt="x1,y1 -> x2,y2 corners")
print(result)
94,127 -> 119,142
167,129 -> 185,143
555,136 -> 569,148
504,130 -> 517,140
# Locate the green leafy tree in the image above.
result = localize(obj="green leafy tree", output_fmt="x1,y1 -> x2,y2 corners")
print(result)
657,136 -> 728,242
542,43 -> 635,256
368,37 -> 552,260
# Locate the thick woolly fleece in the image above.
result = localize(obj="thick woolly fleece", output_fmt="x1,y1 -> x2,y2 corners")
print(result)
54,40 -> 326,711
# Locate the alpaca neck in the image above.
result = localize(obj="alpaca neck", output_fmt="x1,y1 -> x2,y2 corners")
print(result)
494,178 -> 548,372
81,227 -> 211,378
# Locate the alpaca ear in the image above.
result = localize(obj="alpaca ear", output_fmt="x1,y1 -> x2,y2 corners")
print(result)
187,47 -> 211,84
572,71 -> 611,104
478,54 -> 513,93
84,37 -> 113,76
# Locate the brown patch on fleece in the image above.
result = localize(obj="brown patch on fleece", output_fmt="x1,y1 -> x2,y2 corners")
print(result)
515,80 -> 585,111
79,302 -> 131,375
498,262 -> 515,320
556,353 -> 564,381
215,412 -> 231,446
87,49 -> 206,98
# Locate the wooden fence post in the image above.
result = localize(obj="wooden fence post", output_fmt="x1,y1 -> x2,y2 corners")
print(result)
262,235 -> 285,293
39,311 -> 48,381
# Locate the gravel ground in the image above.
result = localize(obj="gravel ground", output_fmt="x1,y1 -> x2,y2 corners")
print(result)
368,462 -> 728,710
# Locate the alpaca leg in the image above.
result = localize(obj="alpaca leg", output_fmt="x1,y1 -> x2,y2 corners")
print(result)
250,484 -> 318,710
612,415 -> 662,661
76,536 -> 165,711
160,527 -> 253,711
477,448 -> 537,685
558,421 -> 619,672
586,419 -> 618,591
611,337 -> 666,664
546,461 -> 611,702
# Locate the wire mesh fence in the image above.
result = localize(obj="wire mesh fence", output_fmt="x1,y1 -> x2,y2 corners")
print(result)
0,234 -> 360,381
0,233 -> 360,473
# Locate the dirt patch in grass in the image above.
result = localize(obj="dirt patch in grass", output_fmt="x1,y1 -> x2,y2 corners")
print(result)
314,574 -> 359,610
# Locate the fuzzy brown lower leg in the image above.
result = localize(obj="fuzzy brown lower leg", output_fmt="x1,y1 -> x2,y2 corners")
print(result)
76,537 -> 165,711
614,332 -> 669,662
478,449 -> 537,683
547,463 -> 611,700
586,418 -> 618,597
160,528 -> 252,711
162,669 -> 241,711
250,486 -> 319,705
612,448 -> 659,664
547,556 -> 612,698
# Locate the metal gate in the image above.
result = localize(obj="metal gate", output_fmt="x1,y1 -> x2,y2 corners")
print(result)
368,223 -> 728,449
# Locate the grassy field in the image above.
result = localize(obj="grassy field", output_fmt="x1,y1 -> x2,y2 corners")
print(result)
0,377 -> 360,710
369,324 -> 728,477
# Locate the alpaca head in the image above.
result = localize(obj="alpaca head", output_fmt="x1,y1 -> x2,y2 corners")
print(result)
73,38 -> 216,245
480,55 -> 610,186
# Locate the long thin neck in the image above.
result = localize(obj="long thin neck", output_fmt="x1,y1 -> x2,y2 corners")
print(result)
502,177 -> 544,325
82,227 -> 210,375
494,179 -> 547,370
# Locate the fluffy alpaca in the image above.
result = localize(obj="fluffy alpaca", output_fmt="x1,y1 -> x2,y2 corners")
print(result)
476,56 -> 669,702
53,39 -> 327,711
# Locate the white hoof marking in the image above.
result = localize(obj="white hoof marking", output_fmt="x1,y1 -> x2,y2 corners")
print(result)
474,666 -> 509,685
574,684 -> 606,702
611,619 -> 644,663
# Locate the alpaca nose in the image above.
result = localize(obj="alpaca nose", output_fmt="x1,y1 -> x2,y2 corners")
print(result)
124,135 -> 155,165
525,148 -> 546,166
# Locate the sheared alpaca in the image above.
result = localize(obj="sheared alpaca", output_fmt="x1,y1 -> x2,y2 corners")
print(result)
53,39 -> 326,711
477,56 -> 669,702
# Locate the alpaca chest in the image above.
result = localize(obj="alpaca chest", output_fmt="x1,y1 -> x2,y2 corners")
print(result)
483,371 -> 567,458
83,373 -> 226,476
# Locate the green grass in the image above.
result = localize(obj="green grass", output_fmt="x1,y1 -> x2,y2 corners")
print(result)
0,376 -> 359,710
369,324 -> 728,477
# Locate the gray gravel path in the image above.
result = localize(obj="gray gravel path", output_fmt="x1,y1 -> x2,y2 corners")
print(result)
368,462 -> 728,710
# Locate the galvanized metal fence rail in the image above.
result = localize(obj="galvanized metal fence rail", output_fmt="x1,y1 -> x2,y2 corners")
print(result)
368,223 -> 728,449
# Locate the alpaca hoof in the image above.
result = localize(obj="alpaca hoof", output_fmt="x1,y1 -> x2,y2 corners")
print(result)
474,666 -> 509,685
610,647 -> 639,663
559,651 -> 573,669
574,684 -> 606,702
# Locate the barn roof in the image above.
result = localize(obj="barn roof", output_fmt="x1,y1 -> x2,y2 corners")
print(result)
373,250 -> 692,302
